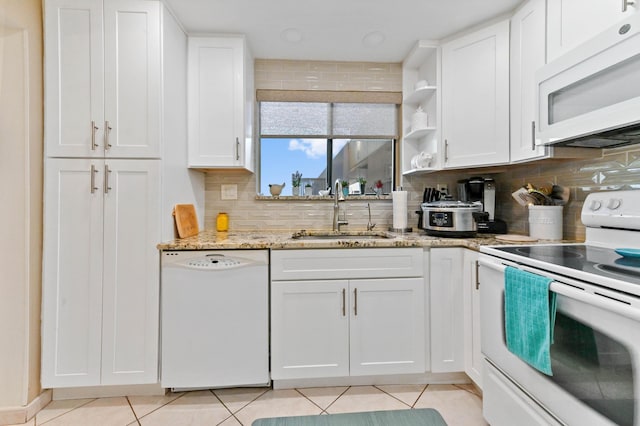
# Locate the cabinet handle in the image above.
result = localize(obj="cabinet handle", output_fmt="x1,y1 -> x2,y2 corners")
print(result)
531,121 -> 536,151
342,288 -> 346,317
623,0 -> 635,12
105,121 -> 112,150
444,139 -> 449,163
104,164 -> 112,194
90,164 -> 98,193
91,121 -> 99,150
475,260 -> 480,290
354,288 -> 358,316
235,137 -> 240,161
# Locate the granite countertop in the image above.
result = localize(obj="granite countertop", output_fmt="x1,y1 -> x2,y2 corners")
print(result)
157,229 -> 554,251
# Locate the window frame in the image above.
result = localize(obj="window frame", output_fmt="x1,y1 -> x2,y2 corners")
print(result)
256,90 -> 402,197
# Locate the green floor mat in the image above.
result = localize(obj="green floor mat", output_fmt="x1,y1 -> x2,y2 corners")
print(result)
252,408 -> 447,426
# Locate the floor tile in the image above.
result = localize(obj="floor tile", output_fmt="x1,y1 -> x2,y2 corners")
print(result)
138,390 -> 232,426
376,384 -> 427,407
234,389 -> 321,425
39,397 -> 136,426
219,415 -> 242,425
296,386 -> 348,410
213,387 -> 270,414
455,383 -> 482,397
414,384 -> 488,426
325,386 -> 410,414
5,418 -> 34,426
36,398 -> 95,425
128,391 -> 184,419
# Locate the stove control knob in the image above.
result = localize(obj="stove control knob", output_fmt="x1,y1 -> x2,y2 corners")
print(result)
607,198 -> 622,210
589,200 -> 602,211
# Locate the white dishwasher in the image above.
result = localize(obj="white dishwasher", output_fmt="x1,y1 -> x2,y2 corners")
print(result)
160,250 -> 269,390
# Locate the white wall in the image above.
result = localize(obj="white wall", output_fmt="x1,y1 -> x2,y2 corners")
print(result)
0,0 -> 43,410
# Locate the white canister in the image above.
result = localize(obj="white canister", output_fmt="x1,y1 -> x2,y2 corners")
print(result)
411,106 -> 429,132
528,205 -> 563,240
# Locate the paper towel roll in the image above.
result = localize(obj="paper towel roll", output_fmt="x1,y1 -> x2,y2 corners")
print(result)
392,191 -> 408,229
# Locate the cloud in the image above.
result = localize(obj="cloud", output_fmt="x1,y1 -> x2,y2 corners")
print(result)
288,139 -> 325,159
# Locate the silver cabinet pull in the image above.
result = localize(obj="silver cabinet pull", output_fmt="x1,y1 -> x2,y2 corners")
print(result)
91,121 -> 99,150
623,0 -> 635,12
444,139 -> 449,163
235,137 -> 240,161
354,288 -> 358,316
531,121 -> 536,151
475,260 -> 480,290
105,121 -> 112,150
342,288 -> 346,317
90,164 -> 98,193
104,164 -> 112,193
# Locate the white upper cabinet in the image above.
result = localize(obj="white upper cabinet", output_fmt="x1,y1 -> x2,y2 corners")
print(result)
547,0 -> 638,62
441,20 -> 510,169
188,36 -> 255,171
510,0 -> 548,163
45,0 -> 161,158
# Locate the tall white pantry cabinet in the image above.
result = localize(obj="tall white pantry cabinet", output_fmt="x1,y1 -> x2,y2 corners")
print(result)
42,0 -> 202,388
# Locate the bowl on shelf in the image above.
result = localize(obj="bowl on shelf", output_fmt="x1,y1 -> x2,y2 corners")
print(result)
269,182 -> 285,196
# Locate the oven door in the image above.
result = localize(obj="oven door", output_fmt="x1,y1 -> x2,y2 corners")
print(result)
479,254 -> 640,426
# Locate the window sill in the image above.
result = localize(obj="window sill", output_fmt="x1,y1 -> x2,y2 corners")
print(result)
255,194 -> 392,201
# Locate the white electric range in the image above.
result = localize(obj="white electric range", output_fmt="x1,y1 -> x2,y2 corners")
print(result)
479,190 -> 640,426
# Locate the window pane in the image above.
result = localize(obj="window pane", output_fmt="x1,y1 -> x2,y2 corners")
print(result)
260,102 -> 329,136
331,139 -> 393,194
332,103 -> 397,137
260,138 -> 328,195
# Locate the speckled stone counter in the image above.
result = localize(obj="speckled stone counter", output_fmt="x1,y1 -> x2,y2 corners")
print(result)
157,229 -> 546,251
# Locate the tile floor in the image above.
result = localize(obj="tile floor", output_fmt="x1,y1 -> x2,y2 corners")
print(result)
11,384 -> 487,426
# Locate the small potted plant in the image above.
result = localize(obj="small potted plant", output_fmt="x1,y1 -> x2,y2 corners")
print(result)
374,179 -> 383,196
358,177 -> 367,195
291,171 -> 302,196
341,180 -> 349,197
304,182 -> 313,196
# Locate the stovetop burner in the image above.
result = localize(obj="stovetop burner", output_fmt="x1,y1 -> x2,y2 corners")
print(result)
490,244 -> 640,288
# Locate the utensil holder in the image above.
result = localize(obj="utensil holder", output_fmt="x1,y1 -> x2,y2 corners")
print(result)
528,205 -> 563,240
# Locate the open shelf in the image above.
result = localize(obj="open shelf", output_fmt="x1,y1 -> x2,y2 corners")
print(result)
403,86 -> 437,105
404,127 -> 436,140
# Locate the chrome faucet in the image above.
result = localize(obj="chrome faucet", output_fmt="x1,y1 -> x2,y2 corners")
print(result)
333,179 -> 348,231
367,203 -> 376,231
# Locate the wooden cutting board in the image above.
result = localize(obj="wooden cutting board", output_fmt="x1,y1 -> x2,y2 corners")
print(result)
173,204 -> 199,238
495,234 -> 538,242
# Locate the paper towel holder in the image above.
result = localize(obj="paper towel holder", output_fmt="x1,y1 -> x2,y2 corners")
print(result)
388,226 -> 413,233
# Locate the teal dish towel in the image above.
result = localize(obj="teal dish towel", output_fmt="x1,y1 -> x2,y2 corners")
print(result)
504,266 -> 557,376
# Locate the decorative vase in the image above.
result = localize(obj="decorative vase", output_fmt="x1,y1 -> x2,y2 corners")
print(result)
304,186 -> 312,196
360,183 -> 365,195
342,187 -> 349,197
292,186 -> 300,196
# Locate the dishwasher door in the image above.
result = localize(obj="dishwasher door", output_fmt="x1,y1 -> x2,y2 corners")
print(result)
160,250 -> 269,389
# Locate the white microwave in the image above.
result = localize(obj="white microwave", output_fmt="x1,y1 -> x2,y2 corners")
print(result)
536,13 -> 640,148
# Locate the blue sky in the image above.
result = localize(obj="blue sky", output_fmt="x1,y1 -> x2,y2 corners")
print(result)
260,138 -> 347,195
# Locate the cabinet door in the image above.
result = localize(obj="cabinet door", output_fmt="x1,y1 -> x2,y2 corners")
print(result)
103,0 -> 161,158
101,159 -> 161,385
430,248 -> 464,373
441,20 -> 510,168
42,159 -> 104,388
510,0 -> 548,163
547,0 -> 637,62
188,36 -> 253,170
271,280 -> 349,380
462,249 -> 482,388
349,278 -> 426,376
44,0 -> 104,158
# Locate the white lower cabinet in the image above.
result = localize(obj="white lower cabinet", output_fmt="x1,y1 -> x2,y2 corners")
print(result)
42,158 -> 161,388
462,249 -> 482,388
270,249 -> 426,381
430,248 -> 482,389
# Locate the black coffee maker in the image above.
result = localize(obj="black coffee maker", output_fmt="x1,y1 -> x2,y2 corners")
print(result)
457,177 -> 507,234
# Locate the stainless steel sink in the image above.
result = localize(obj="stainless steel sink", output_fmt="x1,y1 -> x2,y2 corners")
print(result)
290,231 -> 393,240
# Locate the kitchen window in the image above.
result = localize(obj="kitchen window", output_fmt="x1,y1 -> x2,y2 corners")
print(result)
257,90 -> 400,196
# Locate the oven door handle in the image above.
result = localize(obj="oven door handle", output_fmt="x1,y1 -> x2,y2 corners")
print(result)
478,259 -> 640,322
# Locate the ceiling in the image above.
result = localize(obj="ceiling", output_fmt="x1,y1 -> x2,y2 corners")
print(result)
164,0 -> 522,63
